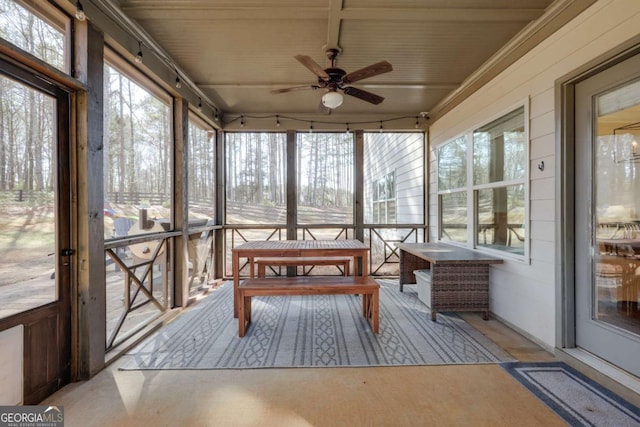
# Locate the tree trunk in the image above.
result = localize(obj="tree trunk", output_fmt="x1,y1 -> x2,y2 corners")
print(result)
117,73 -> 126,198
256,134 -> 263,203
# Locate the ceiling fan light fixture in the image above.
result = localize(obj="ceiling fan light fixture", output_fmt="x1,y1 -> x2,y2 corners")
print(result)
322,91 -> 343,109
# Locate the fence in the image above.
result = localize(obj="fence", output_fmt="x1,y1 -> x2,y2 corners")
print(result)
106,191 -> 170,205
0,190 -> 54,203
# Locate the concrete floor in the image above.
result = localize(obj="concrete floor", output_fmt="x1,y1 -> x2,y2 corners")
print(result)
42,311 -> 577,427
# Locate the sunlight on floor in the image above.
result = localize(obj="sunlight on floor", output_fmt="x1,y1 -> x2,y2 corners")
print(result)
114,369 -> 145,415
201,385 -> 314,426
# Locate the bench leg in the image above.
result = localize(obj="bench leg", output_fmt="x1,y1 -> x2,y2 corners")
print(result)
361,291 -> 379,334
342,261 -> 349,276
238,292 -> 245,337
245,295 -> 252,324
238,293 -> 252,337
431,310 -> 437,321
370,289 -> 379,333
362,293 -> 369,317
258,264 -> 265,278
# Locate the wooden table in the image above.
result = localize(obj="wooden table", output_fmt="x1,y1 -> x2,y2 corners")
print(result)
395,242 -> 503,320
598,238 -> 640,256
232,240 -> 370,318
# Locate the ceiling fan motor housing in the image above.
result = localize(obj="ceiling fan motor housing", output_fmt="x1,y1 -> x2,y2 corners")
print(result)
326,68 -> 346,82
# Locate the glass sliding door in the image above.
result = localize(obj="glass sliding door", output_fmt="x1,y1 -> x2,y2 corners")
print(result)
593,82 -> 640,337
575,52 -> 640,377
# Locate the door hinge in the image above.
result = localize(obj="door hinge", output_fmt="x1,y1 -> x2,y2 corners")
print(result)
61,248 -> 75,256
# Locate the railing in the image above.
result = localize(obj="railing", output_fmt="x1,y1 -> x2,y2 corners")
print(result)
101,221 -> 425,350
226,226 -> 288,277
103,221 -> 221,352
442,222 -> 525,247
104,231 -> 175,351
187,227 -> 216,295
223,224 -> 428,278
366,225 -> 427,277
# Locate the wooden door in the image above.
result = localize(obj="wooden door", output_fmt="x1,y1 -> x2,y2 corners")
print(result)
0,59 -> 72,404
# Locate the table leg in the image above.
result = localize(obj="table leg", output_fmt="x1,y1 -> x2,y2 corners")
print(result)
233,251 -> 239,318
362,251 -> 369,277
354,250 -> 368,276
362,293 -> 368,316
238,292 -> 244,336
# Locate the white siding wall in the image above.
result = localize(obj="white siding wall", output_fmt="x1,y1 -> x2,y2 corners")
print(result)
429,0 -> 640,348
364,132 -> 424,224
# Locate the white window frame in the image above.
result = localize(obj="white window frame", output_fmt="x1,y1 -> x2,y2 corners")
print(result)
437,135 -> 469,244
436,101 -> 530,262
372,171 -> 396,224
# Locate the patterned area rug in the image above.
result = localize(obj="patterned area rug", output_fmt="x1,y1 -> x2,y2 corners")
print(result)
501,362 -> 640,426
120,280 -> 514,370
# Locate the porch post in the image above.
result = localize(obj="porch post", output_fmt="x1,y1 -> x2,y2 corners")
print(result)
173,99 -> 189,307
74,20 -> 106,378
286,130 -> 297,276
355,130 -> 365,273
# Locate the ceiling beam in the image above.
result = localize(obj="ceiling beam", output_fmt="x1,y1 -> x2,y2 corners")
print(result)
324,0 -> 343,55
196,83 -> 460,90
120,7 -> 328,20
121,5 -> 544,23
339,8 -> 545,22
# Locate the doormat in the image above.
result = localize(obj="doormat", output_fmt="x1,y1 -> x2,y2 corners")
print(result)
501,362 -> 640,426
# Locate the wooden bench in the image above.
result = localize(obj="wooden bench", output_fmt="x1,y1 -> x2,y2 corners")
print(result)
237,276 -> 379,337
255,256 -> 351,277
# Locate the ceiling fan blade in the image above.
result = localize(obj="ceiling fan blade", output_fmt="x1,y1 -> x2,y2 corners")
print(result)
295,55 -> 330,80
271,85 -> 318,94
342,86 -> 385,105
317,100 -> 331,115
343,61 -> 393,84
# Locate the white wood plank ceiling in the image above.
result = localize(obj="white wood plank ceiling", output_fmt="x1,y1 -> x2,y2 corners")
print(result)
112,0 -> 594,128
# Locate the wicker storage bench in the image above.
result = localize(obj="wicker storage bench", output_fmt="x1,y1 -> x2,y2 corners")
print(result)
428,262 -> 492,321
396,242 -> 503,321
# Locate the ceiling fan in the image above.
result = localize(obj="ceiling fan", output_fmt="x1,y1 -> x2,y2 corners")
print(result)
271,48 -> 393,113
